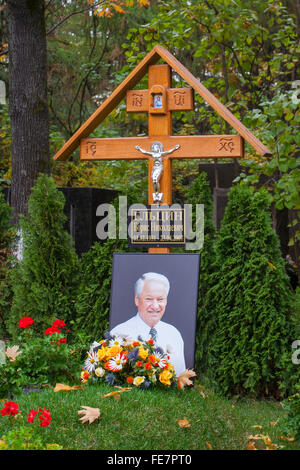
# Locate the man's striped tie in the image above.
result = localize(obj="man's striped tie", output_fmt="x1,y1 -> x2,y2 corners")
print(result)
149,327 -> 157,342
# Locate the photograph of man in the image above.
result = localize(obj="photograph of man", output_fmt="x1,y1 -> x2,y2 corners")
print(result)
110,272 -> 186,376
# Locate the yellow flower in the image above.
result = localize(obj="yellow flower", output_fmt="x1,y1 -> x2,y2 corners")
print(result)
159,370 -> 173,386
95,367 -> 105,378
133,376 -> 145,387
138,347 -> 148,361
167,363 -> 175,372
97,347 -> 110,362
108,345 -> 122,358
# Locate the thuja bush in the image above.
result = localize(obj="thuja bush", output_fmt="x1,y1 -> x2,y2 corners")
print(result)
74,238 -> 128,340
185,173 -> 216,373
0,190 -> 14,337
8,175 -> 80,338
201,185 -> 295,398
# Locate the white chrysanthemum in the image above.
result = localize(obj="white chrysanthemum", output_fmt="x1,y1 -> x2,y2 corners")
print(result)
106,353 -> 128,372
109,336 -> 126,347
155,352 -> 168,369
84,350 -> 99,372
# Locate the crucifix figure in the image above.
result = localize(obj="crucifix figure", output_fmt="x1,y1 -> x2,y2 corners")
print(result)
135,142 -> 180,203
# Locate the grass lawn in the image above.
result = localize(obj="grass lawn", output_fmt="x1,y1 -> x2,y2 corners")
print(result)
0,382 -> 298,451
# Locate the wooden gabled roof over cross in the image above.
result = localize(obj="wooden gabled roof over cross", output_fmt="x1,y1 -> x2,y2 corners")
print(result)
53,45 -> 271,251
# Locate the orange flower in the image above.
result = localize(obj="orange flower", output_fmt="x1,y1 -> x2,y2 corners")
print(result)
133,341 -> 140,347
136,361 -> 143,367
144,362 -> 152,370
147,338 -> 154,345
126,377 -> 134,384
109,345 -> 122,357
81,370 -> 90,381
148,355 -> 156,364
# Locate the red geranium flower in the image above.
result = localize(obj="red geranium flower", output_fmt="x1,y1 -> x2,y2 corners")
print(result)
18,316 -> 34,329
56,338 -> 67,345
147,338 -> 154,346
136,361 -> 143,367
0,401 -> 20,416
27,409 -> 38,423
144,362 -> 152,370
126,377 -> 134,384
38,407 -> 52,427
52,320 -> 67,330
44,325 -> 61,336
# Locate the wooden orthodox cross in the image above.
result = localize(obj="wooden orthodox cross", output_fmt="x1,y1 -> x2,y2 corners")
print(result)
54,46 -> 271,253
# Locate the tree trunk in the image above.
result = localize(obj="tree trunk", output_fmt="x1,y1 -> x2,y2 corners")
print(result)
6,0 -> 49,223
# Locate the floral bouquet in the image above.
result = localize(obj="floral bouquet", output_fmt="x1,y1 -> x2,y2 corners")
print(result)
81,333 -> 178,389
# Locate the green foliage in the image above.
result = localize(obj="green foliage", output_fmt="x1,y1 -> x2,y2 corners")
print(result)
0,426 -> 62,450
284,388 -> 300,443
74,238 -> 127,340
184,173 -> 217,372
0,318 -> 90,398
0,190 -> 14,337
199,185 -> 295,398
7,175 -> 80,338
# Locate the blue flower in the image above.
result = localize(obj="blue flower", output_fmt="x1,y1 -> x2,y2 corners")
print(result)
105,373 -> 116,385
128,348 -> 139,362
141,380 -> 150,389
154,347 -> 164,356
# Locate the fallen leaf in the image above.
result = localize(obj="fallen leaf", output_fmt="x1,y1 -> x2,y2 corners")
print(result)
200,391 -> 206,399
177,369 -> 197,390
102,387 -> 132,400
277,436 -> 295,442
247,434 -> 262,440
78,406 -> 100,424
205,442 -> 213,450
251,425 -> 263,429
177,418 -> 191,428
248,433 -> 279,450
248,440 -> 257,450
5,345 -> 22,362
53,383 -> 84,392
270,419 -> 280,427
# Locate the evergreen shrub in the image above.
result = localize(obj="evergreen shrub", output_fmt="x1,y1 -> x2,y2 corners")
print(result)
185,173 -> 216,372
8,175 -> 79,338
200,185 -> 294,398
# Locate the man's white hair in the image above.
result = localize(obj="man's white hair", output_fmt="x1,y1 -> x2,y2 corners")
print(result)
134,272 -> 170,298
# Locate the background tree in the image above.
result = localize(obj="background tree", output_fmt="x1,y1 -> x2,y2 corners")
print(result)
6,0 -> 50,223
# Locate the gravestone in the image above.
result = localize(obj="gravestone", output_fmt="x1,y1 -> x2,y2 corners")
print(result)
1,186 -> 118,255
